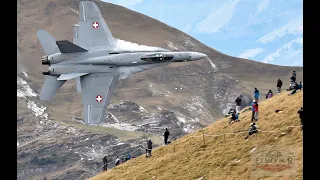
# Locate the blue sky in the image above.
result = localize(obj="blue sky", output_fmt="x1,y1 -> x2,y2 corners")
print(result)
102,0 -> 303,67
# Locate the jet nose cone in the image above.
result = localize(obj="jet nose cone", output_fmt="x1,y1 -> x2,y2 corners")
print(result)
190,52 -> 207,60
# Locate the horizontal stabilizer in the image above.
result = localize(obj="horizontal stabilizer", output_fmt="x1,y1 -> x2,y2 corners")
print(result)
37,30 -> 60,55
57,73 -> 89,81
56,40 -> 88,53
40,75 -> 66,101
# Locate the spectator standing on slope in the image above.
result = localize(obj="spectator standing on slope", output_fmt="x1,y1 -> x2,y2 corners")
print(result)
253,101 -> 259,121
293,71 -> 297,77
277,78 -> 283,93
235,96 -> 242,114
103,155 -> 108,171
290,74 -> 296,83
250,100 -> 259,122
146,138 -> 153,157
164,128 -> 170,145
254,88 -> 260,102
298,107 -> 303,130
250,100 -> 256,122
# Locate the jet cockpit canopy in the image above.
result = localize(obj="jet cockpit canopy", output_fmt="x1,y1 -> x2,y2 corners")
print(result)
141,53 -> 174,62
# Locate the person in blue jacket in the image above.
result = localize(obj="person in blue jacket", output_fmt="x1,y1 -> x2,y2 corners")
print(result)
297,82 -> 303,90
125,153 -> 131,161
235,113 -> 239,120
292,70 -> 297,77
254,88 -> 260,102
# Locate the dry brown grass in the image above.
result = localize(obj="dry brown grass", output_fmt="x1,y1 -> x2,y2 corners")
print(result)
90,90 -> 303,180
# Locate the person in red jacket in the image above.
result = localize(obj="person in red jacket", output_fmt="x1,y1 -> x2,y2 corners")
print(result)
252,101 -> 259,121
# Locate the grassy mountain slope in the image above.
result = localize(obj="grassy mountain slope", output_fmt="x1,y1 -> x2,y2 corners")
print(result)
91,90 -> 303,180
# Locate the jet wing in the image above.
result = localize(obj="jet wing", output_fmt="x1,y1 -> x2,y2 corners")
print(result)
80,73 -> 119,124
73,1 -> 116,50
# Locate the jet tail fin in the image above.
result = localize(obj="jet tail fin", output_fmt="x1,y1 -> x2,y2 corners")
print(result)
40,75 -> 66,101
56,40 -> 88,53
36,30 -> 60,55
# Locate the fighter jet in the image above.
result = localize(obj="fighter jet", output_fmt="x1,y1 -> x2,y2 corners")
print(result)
37,1 -> 207,125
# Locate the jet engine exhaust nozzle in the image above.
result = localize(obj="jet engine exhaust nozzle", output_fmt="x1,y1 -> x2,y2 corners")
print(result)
42,60 -> 50,65
41,55 -> 48,61
41,55 -> 50,65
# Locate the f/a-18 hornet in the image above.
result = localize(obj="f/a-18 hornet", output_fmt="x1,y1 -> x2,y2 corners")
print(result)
37,1 -> 207,125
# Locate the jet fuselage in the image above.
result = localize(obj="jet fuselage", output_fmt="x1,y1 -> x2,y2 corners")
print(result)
43,49 -> 207,76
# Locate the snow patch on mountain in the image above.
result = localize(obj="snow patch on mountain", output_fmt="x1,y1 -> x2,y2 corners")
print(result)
100,123 -> 139,132
183,124 -> 194,133
17,74 -> 48,120
177,116 -> 186,123
17,76 -> 37,97
184,96 -> 210,118
27,101 -> 46,117
139,105 -> 147,113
